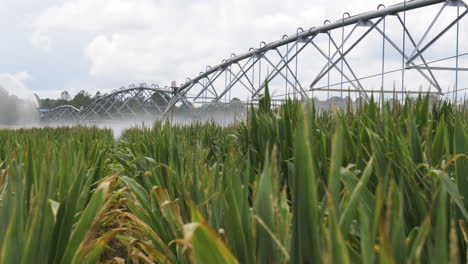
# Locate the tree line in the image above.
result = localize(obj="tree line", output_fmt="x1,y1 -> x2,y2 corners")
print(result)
39,90 -> 101,110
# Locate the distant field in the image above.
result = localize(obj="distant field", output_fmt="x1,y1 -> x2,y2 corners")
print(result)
1,93 -> 467,263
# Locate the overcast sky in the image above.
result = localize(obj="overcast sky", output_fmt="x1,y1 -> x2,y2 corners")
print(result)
1,0 -> 466,100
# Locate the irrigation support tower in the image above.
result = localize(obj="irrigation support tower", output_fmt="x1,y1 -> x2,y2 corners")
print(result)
41,0 -> 468,122
164,0 -> 468,113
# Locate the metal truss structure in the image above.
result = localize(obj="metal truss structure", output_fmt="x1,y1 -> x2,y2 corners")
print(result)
163,0 -> 468,115
41,0 -> 468,122
41,84 -> 185,122
41,105 -> 81,123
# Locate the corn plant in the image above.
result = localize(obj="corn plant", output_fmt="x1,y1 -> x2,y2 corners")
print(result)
0,127 -> 115,263
1,91 -> 468,264
107,93 -> 468,263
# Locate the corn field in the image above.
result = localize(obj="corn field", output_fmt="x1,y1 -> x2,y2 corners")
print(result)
1,90 -> 468,263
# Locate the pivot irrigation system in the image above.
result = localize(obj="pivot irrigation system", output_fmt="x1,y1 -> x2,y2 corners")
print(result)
41,0 -> 468,122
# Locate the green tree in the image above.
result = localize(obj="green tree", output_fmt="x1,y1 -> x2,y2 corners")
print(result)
71,90 -> 94,109
60,91 -> 71,101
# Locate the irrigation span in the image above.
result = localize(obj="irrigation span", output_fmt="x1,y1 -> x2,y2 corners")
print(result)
41,0 -> 468,122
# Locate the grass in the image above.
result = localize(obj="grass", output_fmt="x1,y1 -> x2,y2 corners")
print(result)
1,89 -> 468,263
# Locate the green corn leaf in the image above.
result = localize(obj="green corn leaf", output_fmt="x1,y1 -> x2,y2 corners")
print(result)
453,113 -> 468,210
439,173 -> 468,221
431,186 -> 448,264
327,191 -> 351,264
60,181 -> 110,264
185,207 -> 239,264
358,203 -> 375,264
290,106 -> 322,263
407,217 -> 431,263
432,116 -> 447,165
328,121 -> 344,218
339,156 -> 374,236
254,151 -> 275,263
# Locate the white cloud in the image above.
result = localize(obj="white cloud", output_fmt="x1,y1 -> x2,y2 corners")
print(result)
30,0 -> 157,50
31,30 -> 52,51
13,71 -> 31,82
85,33 -> 163,78
31,0 -> 156,32
30,0 -> 350,82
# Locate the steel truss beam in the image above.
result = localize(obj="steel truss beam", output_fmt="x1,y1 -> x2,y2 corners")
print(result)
41,86 -> 181,122
43,105 -> 81,123
251,37 -> 314,99
42,0 -> 468,121
312,88 -> 440,95
371,23 -> 444,94
162,0 -> 450,115
395,14 -> 442,92
309,18 -> 384,99
408,66 -> 468,71
406,3 -> 468,65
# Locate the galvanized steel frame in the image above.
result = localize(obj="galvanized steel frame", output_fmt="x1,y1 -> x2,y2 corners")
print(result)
163,0 -> 467,115
41,85 -> 181,122
41,0 -> 468,122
